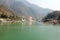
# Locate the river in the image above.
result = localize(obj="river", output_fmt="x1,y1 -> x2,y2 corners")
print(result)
0,21 -> 60,40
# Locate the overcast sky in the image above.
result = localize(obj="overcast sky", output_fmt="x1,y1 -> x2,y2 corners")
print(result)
27,0 -> 60,10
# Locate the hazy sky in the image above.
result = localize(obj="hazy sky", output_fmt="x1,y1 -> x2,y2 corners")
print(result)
27,0 -> 60,10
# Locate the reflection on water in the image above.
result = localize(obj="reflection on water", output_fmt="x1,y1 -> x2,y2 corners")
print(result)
28,16 -> 33,26
28,21 -> 32,26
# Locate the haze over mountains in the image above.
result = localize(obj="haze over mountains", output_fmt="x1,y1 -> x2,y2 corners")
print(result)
0,0 -> 53,20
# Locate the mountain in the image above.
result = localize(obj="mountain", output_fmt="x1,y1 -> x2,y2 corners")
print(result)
0,0 -> 53,20
42,11 -> 60,24
10,0 -> 53,20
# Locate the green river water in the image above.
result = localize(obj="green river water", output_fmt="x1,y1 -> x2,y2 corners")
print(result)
0,22 -> 60,40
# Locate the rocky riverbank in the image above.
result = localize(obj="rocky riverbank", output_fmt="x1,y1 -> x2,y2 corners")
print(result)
0,18 -> 22,23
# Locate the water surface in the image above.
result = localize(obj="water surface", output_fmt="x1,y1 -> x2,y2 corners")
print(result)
0,22 -> 60,40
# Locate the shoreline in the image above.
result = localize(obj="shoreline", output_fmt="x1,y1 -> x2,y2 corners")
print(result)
0,18 -> 22,23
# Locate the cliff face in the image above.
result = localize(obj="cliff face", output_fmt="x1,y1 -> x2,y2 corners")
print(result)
0,5 -> 17,19
42,11 -> 60,24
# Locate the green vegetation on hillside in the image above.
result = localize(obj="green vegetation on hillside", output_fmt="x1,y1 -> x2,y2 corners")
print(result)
42,11 -> 60,24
